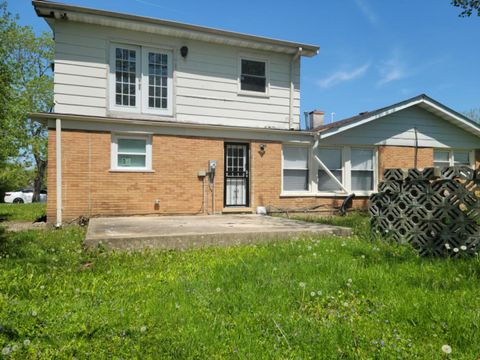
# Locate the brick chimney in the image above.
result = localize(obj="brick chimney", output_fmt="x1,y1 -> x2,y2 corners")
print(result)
308,110 -> 324,129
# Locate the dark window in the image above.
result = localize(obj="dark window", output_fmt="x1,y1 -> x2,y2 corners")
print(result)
240,59 -> 266,93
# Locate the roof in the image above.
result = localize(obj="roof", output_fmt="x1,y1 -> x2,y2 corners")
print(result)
32,0 -> 319,57
315,94 -> 480,139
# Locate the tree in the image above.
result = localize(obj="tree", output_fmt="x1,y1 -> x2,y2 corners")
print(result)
0,1 -> 53,202
451,0 -> 480,17
464,108 -> 480,123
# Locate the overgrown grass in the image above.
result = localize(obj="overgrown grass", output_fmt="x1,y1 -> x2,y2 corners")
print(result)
0,203 -> 46,222
0,213 -> 479,358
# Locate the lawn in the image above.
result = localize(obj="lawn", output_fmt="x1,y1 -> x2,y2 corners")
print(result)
0,207 -> 479,358
0,203 -> 46,222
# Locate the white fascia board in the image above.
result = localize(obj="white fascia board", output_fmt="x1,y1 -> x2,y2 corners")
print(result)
318,99 -> 423,139
318,98 -> 480,140
422,100 -> 480,138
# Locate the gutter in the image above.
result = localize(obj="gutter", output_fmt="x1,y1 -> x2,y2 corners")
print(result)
30,112 -> 316,137
289,47 -> 302,129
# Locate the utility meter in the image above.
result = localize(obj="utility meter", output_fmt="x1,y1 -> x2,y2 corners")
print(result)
208,160 -> 217,174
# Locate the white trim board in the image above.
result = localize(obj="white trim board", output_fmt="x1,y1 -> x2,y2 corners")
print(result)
318,97 -> 480,140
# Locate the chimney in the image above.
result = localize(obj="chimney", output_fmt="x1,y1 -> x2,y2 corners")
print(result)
308,110 -> 324,129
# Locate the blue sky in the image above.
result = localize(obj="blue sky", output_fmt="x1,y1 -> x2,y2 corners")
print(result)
9,0 -> 480,125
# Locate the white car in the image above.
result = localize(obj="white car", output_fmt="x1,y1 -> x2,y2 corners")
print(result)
4,189 -> 47,204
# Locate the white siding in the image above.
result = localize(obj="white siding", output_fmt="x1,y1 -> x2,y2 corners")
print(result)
53,21 -> 301,129
320,106 -> 480,149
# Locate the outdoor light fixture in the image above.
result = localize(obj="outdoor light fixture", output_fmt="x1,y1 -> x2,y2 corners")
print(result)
259,144 -> 267,157
180,46 -> 188,58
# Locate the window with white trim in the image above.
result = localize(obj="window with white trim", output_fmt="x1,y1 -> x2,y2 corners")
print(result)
111,134 -> 152,171
110,44 -> 173,115
351,148 -> 374,191
282,145 -> 309,192
239,58 -> 267,93
316,146 -> 376,194
317,148 -> 343,191
434,149 -> 472,167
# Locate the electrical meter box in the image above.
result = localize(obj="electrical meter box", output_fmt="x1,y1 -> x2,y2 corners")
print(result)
208,160 -> 217,174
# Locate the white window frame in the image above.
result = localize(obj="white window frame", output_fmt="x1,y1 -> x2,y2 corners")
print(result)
109,43 -> 173,116
281,145 -> 377,198
281,143 -> 311,194
316,147 -> 345,195
109,44 -> 141,113
110,134 -> 153,172
434,149 -> 475,168
350,147 -> 376,193
141,47 -> 173,116
237,55 -> 270,97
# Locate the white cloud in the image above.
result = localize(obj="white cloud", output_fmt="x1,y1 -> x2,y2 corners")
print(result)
354,0 -> 378,25
377,52 -> 406,86
317,63 -> 370,88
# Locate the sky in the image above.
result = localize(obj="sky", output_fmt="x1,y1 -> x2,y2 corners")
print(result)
9,0 -> 480,126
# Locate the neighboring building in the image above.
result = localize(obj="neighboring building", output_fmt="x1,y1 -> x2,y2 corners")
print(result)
31,1 -> 480,225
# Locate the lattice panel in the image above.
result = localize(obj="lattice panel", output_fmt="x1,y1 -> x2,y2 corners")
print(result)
369,166 -> 480,257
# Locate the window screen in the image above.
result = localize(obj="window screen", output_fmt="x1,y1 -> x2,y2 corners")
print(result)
240,59 -> 266,93
283,146 -> 309,191
117,138 -> 147,168
115,48 -> 137,107
317,148 -> 343,191
351,148 -> 374,191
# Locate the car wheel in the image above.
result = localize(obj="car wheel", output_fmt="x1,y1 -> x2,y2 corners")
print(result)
13,198 -> 24,204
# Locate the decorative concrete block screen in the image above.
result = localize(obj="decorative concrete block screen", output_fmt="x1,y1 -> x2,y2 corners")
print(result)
368,166 -> 480,257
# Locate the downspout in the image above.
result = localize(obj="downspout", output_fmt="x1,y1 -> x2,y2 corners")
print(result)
289,47 -> 302,130
55,118 -> 62,227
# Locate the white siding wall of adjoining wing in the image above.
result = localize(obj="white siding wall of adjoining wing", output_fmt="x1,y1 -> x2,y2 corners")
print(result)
319,106 -> 480,149
53,21 -> 301,129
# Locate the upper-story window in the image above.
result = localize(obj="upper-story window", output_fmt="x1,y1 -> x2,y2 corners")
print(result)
109,44 -> 173,116
239,57 -> 268,94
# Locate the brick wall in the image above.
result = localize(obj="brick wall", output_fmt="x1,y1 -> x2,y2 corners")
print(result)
378,146 -> 433,180
49,129 -> 476,223
48,129 -> 224,222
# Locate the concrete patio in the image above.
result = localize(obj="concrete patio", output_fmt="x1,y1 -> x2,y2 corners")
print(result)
85,214 -> 352,250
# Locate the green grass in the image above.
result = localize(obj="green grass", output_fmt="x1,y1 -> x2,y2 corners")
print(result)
0,203 -> 46,222
0,213 -> 480,358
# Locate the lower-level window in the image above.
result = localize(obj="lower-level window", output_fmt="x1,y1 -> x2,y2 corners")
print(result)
434,149 -> 472,167
111,134 -> 152,171
282,145 -> 309,192
317,148 -> 343,191
351,148 -> 374,191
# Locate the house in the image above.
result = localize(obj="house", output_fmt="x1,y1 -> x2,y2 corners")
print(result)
31,1 -> 480,225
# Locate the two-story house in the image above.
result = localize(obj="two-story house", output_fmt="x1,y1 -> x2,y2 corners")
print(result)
32,1 -> 480,225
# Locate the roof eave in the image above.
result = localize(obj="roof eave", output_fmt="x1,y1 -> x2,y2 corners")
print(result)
317,96 -> 480,139
32,0 -> 319,56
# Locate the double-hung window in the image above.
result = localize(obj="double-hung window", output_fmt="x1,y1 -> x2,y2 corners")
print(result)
239,58 -> 268,94
316,147 -> 375,194
282,145 -> 309,192
434,149 -> 472,167
110,44 -> 173,115
111,134 -> 152,171
317,148 -> 343,192
351,148 -> 374,191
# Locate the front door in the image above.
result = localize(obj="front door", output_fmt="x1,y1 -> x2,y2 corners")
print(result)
224,143 -> 249,207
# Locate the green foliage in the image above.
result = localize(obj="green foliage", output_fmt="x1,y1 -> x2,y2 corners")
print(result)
0,0 -> 53,201
0,203 -> 46,222
464,108 -> 480,123
0,212 -> 479,358
451,0 -> 480,16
